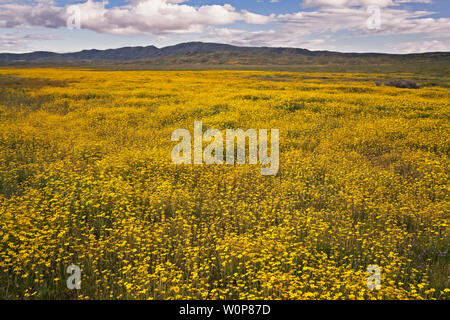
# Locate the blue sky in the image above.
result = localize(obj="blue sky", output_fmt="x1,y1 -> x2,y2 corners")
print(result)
0,0 -> 449,53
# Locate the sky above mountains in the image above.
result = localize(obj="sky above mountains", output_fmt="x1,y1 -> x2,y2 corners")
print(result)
0,0 -> 449,54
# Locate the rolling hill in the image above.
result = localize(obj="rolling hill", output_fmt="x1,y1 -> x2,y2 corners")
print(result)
1,41 -> 449,62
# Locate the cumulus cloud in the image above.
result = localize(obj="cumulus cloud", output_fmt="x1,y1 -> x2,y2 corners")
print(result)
0,0 -> 272,35
0,1 -> 447,37
208,4 -> 449,47
0,1 -> 66,28
242,10 -> 276,25
206,2 -> 449,52
0,0 -> 448,53
278,6 -> 450,36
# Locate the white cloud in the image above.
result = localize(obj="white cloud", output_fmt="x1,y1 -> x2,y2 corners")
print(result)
302,0 -> 431,7
206,3 -> 449,52
207,26 -> 328,48
394,0 -> 432,3
0,0 -> 447,53
0,0 -> 272,35
278,6 -> 450,36
389,40 -> 450,53
242,10 -> 275,25
0,32 -> 58,52
0,1 -> 66,28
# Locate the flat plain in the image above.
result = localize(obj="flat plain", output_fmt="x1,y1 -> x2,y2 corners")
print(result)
0,68 -> 448,299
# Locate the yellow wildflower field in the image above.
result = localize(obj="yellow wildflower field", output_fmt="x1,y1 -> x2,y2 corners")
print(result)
0,68 -> 448,299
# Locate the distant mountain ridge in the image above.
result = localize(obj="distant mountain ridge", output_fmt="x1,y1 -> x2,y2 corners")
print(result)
1,42 -> 449,62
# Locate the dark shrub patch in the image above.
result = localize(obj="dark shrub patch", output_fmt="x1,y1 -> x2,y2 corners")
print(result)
385,79 -> 421,89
